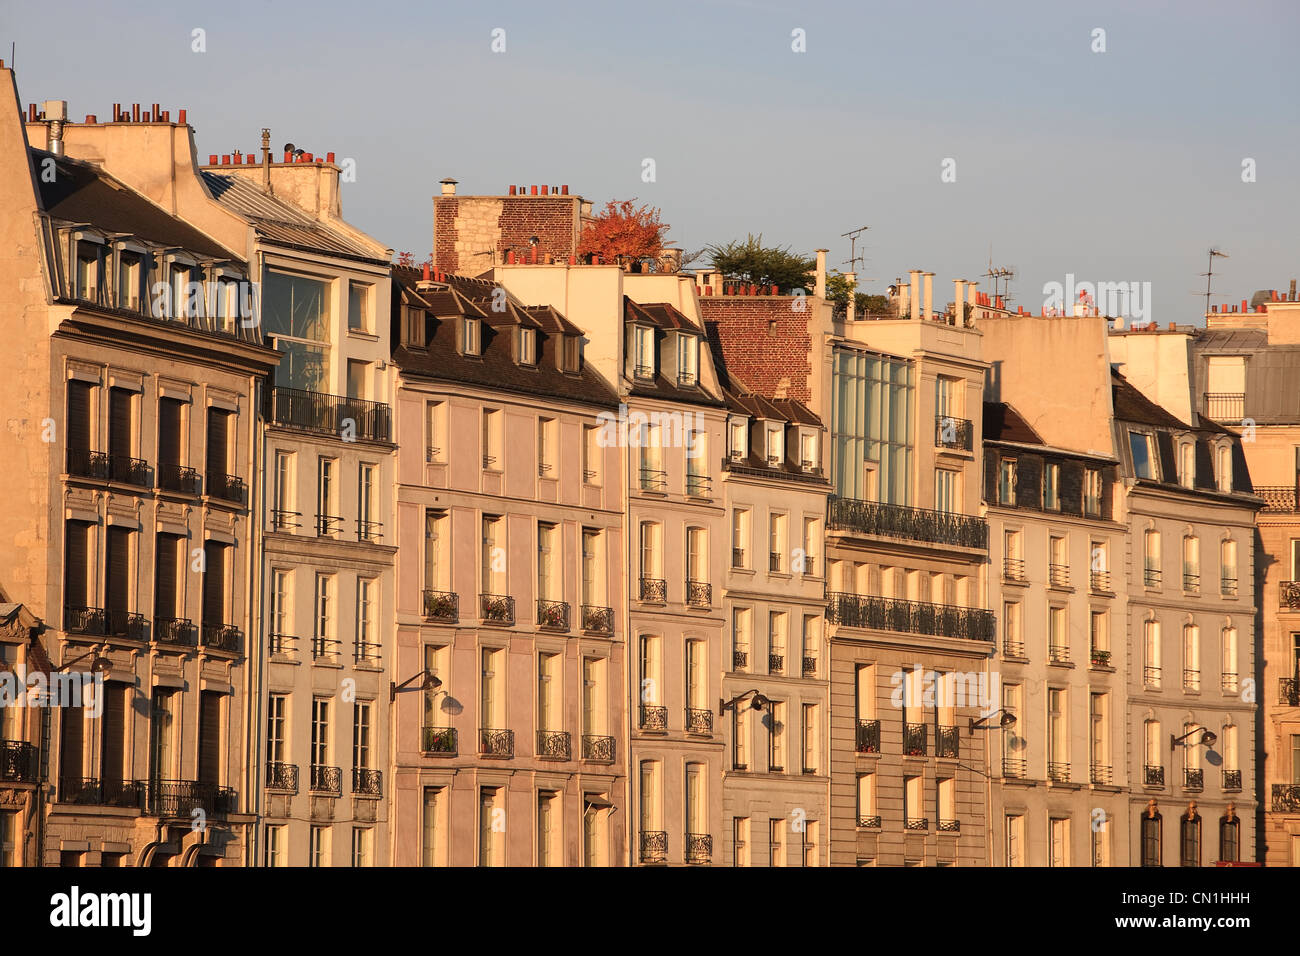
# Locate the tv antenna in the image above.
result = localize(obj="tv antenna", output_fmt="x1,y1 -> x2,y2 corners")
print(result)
842,226 -> 869,273
985,265 -> 1016,305
1200,247 -> 1229,316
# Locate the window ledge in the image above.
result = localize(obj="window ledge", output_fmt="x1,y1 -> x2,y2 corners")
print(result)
346,329 -> 379,342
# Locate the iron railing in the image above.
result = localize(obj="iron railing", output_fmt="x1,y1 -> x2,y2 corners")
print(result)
1049,564 -> 1070,587
265,762 -> 299,793
1049,643 -> 1071,665
1144,765 -> 1165,787
639,578 -> 666,604
582,734 -> 616,762
353,640 -> 382,664
268,633 -> 296,656
1004,640 -> 1026,658
315,513 -> 343,536
1221,575 -> 1238,597
1048,762 -> 1070,783
422,589 -> 458,623
934,415 -> 973,451
828,495 -> 988,550
904,722 -> 928,756
1184,768 -> 1204,790
312,636 -> 341,661
802,656 -> 817,678
269,509 -> 301,532
1091,648 -> 1112,667
479,728 -> 515,757
1144,565 -> 1162,587
640,830 -> 668,864
937,819 -> 961,832
480,593 -> 515,625
1091,763 -> 1113,785
154,617 -> 196,647
580,604 -> 614,635
686,474 -> 712,497
310,765 -> 342,795
157,463 -> 201,495
732,547 -> 746,568
1222,672 -> 1239,692
108,455 -> 149,486
733,648 -> 749,671
66,448 -> 110,480
1091,569 -> 1111,591
63,605 -> 105,635
1281,582 -> 1300,610
686,833 -> 712,864
639,705 -> 668,732
936,725 -> 958,759
1003,557 -> 1025,582
827,592 -> 996,643
1003,757 -> 1027,778
421,726 -> 457,754
200,623 -> 242,654
356,519 -> 383,543
639,468 -> 667,492
352,768 -> 382,796
1272,784 -> 1300,812
1281,678 -> 1300,707
537,730 -> 572,760
536,599 -> 570,631
269,386 -> 392,443
769,653 -> 785,674
1184,669 -> 1201,691
685,708 -> 713,735
855,719 -> 881,754
1183,571 -> 1200,592
1223,769 -> 1242,791
205,471 -> 246,505
769,552 -> 783,573
106,610 -> 146,641
143,780 -> 236,818
1258,486 -> 1300,513
905,817 -> 929,831
685,580 -> 712,608
858,815 -> 882,829
1202,393 -> 1244,423
0,741 -> 38,783
1144,665 -> 1162,687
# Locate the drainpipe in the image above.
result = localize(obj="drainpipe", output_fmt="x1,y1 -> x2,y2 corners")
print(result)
622,425 -> 634,867
247,368 -> 267,868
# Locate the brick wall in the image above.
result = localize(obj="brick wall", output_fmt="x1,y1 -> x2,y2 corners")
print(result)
433,195 -> 579,274
700,295 -> 813,402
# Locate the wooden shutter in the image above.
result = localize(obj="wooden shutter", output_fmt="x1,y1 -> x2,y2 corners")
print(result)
105,527 -> 130,632
100,685 -> 125,787
59,705 -> 84,783
202,541 -> 225,626
63,521 -> 88,609
198,691 -> 221,787
66,381 -> 91,451
206,409 -> 228,477
108,387 -> 132,459
154,534 -> 177,619
158,398 -> 181,466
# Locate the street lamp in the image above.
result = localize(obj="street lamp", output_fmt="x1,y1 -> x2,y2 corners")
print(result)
49,648 -> 111,677
719,689 -> 771,717
1170,726 -> 1217,752
390,670 -> 441,702
968,709 -> 1016,734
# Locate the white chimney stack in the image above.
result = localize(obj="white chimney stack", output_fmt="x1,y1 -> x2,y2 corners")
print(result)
923,272 -> 934,322
440,177 -> 458,196
814,249 -> 827,299
954,279 -> 967,325
846,272 -> 857,322
909,270 -> 922,321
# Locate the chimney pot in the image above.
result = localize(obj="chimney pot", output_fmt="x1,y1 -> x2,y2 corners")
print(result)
326,151 -> 334,163
283,151 -> 292,162
509,185 -> 517,195
1242,299 -> 1248,312
569,255 -> 576,265
541,185 -> 548,195
507,251 -> 516,264
178,109 -> 186,125
561,185 -> 569,195
209,154 -> 218,164
132,104 -> 140,122
422,263 -> 430,281
531,185 -> 538,195
221,155 -> 230,165
85,115 -> 96,124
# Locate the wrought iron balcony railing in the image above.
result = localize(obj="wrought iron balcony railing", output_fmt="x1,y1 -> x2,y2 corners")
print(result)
1049,564 -> 1070,587
1048,761 -> 1070,783
1222,672 -> 1239,692
936,725 -> 958,759
1144,665 -> 1162,687
934,415 -> 973,451
422,726 -> 457,755
582,734 -> 616,762
269,509 -> 301,532
1281,678 -> 1300,706
904,722 -> 928,756
686,474 -> 712,498
1272,784 -> 1300,812
686,833 -> 712,864
1144,565 -> 1162,587
205,471 -> 246,505
640,830 -> 668,864
1184,768 -> 1204,790
639,577 -> 666,604
905,817 -> 929,831
858,815 -> 882,829
157,463 -> 201,495
1223,769 -> 1242,791
312,636 -> 341,661
1184,669 -> 1201,691
67,448 -> 110,480
1004,639 -> 1026,658
827,592 -> 996,643
353,641 -> 382,664
937,819 -> 961,832
1183,571 -> 1200,592
1003,757 -> 1027,778
352,768 -> 382,796
1203,392 -> 1244,423
154,617 -> 196,647
768,653 -> 785,674
1281,582 -> 1300,609
639,468 -> 668,492
733,648 -> 749,671
580,604 -> 614,635
828,495 -> 988,550
855,718 -> 881,754
356,519 -> 383,543
769,552 -> 783,573
200,623 -> 242,654
316,513 -> 343,537
0,741 -> 38,783
1221,575 -> 1238,597
107,454 -> 149,487
64,605 -> 105,635
422,589 -> 458,623
1090,569 -> 1111,591
265,761 -> 299,793
1090,648 -> 1112,667
537,730 -> 572,760
732,547 -> 746,568
310,765 -> 342,795
480,593 -> 515,625
685,580 -> 712,608
685,707 -> 713,735
536,599 -> 570,631
105,610 -> 146,641
802,656 -> 817,678
639,705 -> 669,732
479,728 -> 515,757
1091,763 -> 1112,785
1144,765 -> 1165,788
1003,557 -> 1025,582
269,386 -> 392,443
1049,643 -> 1071,665
142,779 -> 236,818
1259,487 -> 1300,513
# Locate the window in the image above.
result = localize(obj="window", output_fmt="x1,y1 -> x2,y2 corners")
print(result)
1145,719 -> 1162,776
348,281 -> 371,332
479,787 -> 503,866
582,657 -> 606,737
1216,443 -> 1233,492
677,333 -> 698,386
1093,824 -> 1110,868
480,647 -> 505,730
639,635 -> 662,709
1221,627 -> 1238,691
1183,535 -> 1200,592
1220,814 -> 1240,863
800,430 -> 818,472
769,818 -> 785,867
1090,692 -> 1109,777
935,468 -> 958,513
1183,625 -> 1200,690
562,334 -> 581,373
731,509 -> 750,568
685,763 -> 705,849
422,787 -> 447,866
1043,463 -> 1060,510
639,761 -> 662,850
267,694 -> 288,766
582,425 -> 600,484
728,420 -> 747,460
686,432 -> 708,495
264,825 -> 285,867
1140,808 -> 1162,866
1221,539 -> 1238,596
999,458 -> 1017,505
1049,607 -> 1068,662
1180,811 -> 1201,867
765,424 -> 784,466
802,820 -> 819,867
1179,441 -> 1195,488
903,773 -> 924,828
639,521 -> 662,585
733,607 -> 751,673
271,451 -> 294,529
1049,534 -> 1068,586
352,701 -> 372,772
262,269 -> 330,390
351,828 -> 372,867
1048,688 -> 1067,777
769,513 -> 787,573
314,574 -> 334,659
424,510 -> 449,593
639,423 -> 663,488
768,699 -> 786,771
117,249 -> 145,312
800,517 -> 818,576
802,703 -> 817,773
857,773 -> 876,827
633,326 -> 655,379
311,697 -> 331,771
519,328 -> 537,366
732,704 -> 748,769
537,791 -> 559,866
801,615 -> 819,676
1090,610 -> 1109,657
1003,601 -> 1023,655
733,817 -> 750,867
310,826 -> 330,867
1144,529 -> 1162,586
358,463 -> 377,541
481,515 -> 504,595
425,401 -> 447,463
1005,814 -> 1025,867
583,792 -> 608,867
462,317 -> 481,356
537,522 -> 558,602
1222,724 -> 1238,779
685,641 -> 706,716
1083,468 -> 1103,516
769,612 -> 786,674
1130,431 -> 1156,479
686,527 -> 707,590
936,375 -> 958,419
581,528 -> 604,608
316,457 -> 337,536
1050,818 -> 1070,867
537,652 -> 560,733
481,409 -> 502,470
1144,620 -> 1162,686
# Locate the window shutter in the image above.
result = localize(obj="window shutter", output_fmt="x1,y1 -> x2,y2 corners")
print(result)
983,449 -> 997,504
154,534 -> 177,620
202,541 -> 225,626
59,705 -> 84,782
64,521 -> 88,609
198,691 -> 221,787
100,685 -> 125,787
1155,432 -> 1177,483
1059,461 -> 1083,515
108,387 -> 132,459
1194,440 -> 1216,491
105,527 -> 130,632
206,409 -> 229,477
158,398 -> 182,466
66,382 -> 91,452
1015,456 -> 1040,507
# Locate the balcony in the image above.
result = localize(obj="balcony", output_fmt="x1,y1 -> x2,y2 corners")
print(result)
1091,764 -> 1112,785
422,726 -> 458,755
310,765 -> 342,795
580,604 -> 614,635
1090,569 -> 1111,592
685,580 -> 712,608
904,722 -> 928,756
1272,784 -> 1300,812
1203,392 -> 1244,423
269,509 -> 301,532
1222,672 -> 1239,693
356,519 -> 383,543
1048,564 -> 1070,588
157,463 -> 201,495
63,605 -> 105,636
1144,765 -> 1165,788
685,707 -> 713,735
633,364 -> 656,382
639,705 -> 668,732
1281,678 -> 1300,706
267,631 -> 295,656
1184,768 -> 1205,790
769,552 -> 783,573
58,778 -> 148,809
937,819 -> 961,833
732,648 -> 749,671
205,471 -> 246,505
1003,757 -> 1027,778
479,728 -> 515,757
934,415 -> 973,451
1223,769 -> 1242,791
421,589 -> 458,624
858,815 -> 882,829
828,495 -> 988,550
1144,665 -> 1162,687
1221,575 -> 1238,597
1144,565 -> 1162,588
638,468 -> 667,493
154,617 -> 196,647
536,599 -> 570,631
537,730 -> 572,760
905,817 -> 929,831
480,593 -> 515,626
802,656 -> 817,678
1281,582 -> 1300,610
105,611 -> 146,641
1183,669 -> 1201,691
1003,557 -> 1025,582
800,555 -> 820,577
200,623 -> 242,654
143,780 -> 236,818
855,718 -> 881,754
269,386 -> 392,443
686,474 -> 712,498
67,448 -> 109,480
312,637 -> 341,662
353,640 -> 381,665
1090,648 -> 1112,668
352,768 -> 382,796
1048,762 -> 1070,783
640,830 -> 668,864
686,833 -> 712,864
1258,487 -> 1300,513
265,762 -> 299,794
936,725 -> 958,759
0,741 -> 38,783
731,547 -> 746,568
1183,571 -> 1200,593
1048,643 -> 1070,665
827,592 -> 995,643
1003,639 -> 1026,659
582,734 -> 616,763
768,653 -> 784,674
108,454 -> 149,487
638,577 -> 666,604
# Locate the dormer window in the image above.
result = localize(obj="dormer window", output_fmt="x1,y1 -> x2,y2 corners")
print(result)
1216,443 -> 1233,492
519,327 -> 537,366
677,333 -> 699,387
167,257 -> 202,321
402,306 -> 426,349
74,237 -> 106,304
729,420 -> 747,460
562,334 -> 581,373
1129,430 -> 1156,480
115,246 -> 147,312
633,325 -> 655,380
765,425 -> 784,467
462,317 -> 481,356
799,430 -> 818,473
1178,440 -> 1195,488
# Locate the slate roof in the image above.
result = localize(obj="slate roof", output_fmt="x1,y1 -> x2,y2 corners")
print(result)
983,402 -> 1043,444
1111,368 -> 1189,429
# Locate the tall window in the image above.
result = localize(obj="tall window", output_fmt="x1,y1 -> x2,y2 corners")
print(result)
733,705 -> 748,769
639,522 -> 662,584
686,641 -> 706,714
1089,692 -> 1109,778
1221,627 -> 1238,691
935,469 -> 958,513
802,703 -> 818,773
1141,808 -> 1162,866
686,527 -> 707,588
482,409 -> 502,470
1144,620 -> 1162,687
1183,535 -> 1200,592
685,763 -> 705,845
537,652 -> 560,732
263,269 -> 330,390
1083,467 -> 1103,516
316,457 -> 337,536
537,522 -> 558,601
999,459 -> 1017,505
462,317 -> 481,356
1180,811 -> 1201,867
267,694 -> 288,766
422,787 -> 447,867
769,818 -> 785,867
272,451 -> 294,529
519,328 -> 538,366
264,825 -> 285,867
768,513 -> 787,573
1220,814 -> 1240,863
733,818 -> 750,867
481,516 -> 504,595
1050,818 -> 1070,867
537,791 -> 559,866
768,700 -> 786,771
1220,539 -> 1238,596
479,787 -> 502,866
1216,443 -> 1233,492
769,612 -> 786,673
1048,688 -> 1067,777
1145,719 -> 1161,776
1183,625 -> 1200,690
311,697 -> 331,771
310,826 -> 330,867
537,418 -> 556,475
732,509 -> 750,568
425,400 -> 447,463
314,574 -> 334,659
1005,814 -> 1025,867
1179,441 -> 1195,488
347,280 -> 371,332
581,528 -> 603,608
352,702 -> 371,771
633,326 -> 655,378
358,464 -> 377,541
356,578 -> 377,662
582,657 -> 605,737
582,424 -> 600,484
424,510 -> 449,593
480,647 -> 504,730
728,420 -> 747,460
639,761 -> 661,843
677,333 -> 699,386
1144,529 -> 1162,586
1043,463 -> 1060,510
732,608 -> 751,673
639,635 -> 662,709
351,828 -> 372,867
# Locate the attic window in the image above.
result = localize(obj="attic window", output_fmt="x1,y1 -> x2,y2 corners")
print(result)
562,334 -> 581,373
765,425 -> 784,467
800,430 -> 818,473
729,420 -> 747,461
403,307 -> 426,349
633,326 -> 655,380
519,327 -> 537,366
74,239 -> 105,305
1129,431 -> 1156,480
1216,443 -> 1232,492
463,317 -> 481,356
677,334 -> 699,387
1178,440 -> 1195,488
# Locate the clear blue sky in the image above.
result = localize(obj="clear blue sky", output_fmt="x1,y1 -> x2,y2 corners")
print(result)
6,0 -> 1298,319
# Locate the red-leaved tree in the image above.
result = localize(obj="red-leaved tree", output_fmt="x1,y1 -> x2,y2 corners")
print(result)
576,200 -> 669,263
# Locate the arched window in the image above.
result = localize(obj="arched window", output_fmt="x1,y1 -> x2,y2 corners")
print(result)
1180,811 -> 1202,867
1140,808 -> 1162,866
1219,815 -> 1240,863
